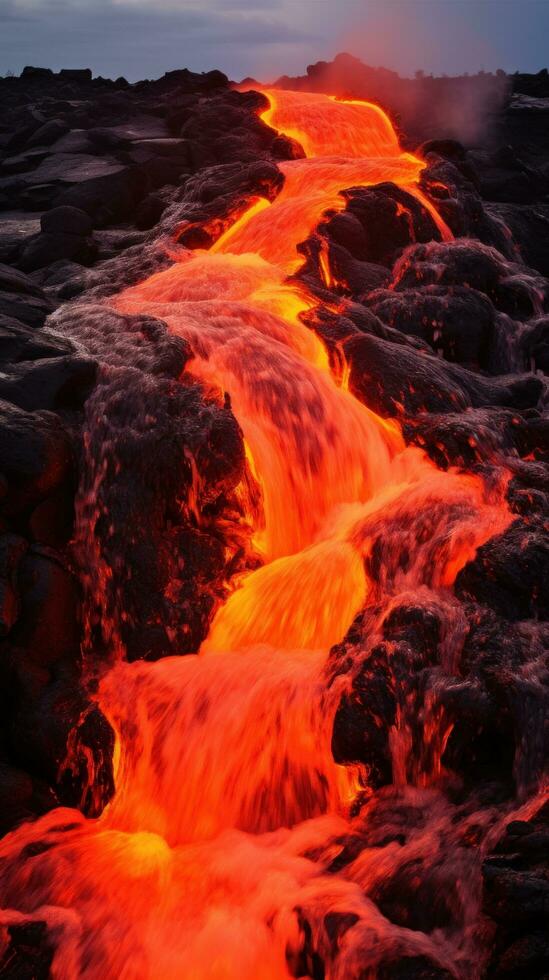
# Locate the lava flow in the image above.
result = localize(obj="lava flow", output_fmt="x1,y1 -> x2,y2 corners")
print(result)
0,90 -> 513,979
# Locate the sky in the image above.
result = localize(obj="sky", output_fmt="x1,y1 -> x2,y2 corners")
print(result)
1,0 -> 549,83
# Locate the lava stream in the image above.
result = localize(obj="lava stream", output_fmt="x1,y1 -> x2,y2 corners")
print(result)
0,89 -> 511,980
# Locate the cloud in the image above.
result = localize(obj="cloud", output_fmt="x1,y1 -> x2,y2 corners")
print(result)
0,0 -> 313,78
1,0 -> 549,81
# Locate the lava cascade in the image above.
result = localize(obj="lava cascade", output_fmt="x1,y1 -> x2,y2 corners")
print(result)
0,89 -> 515,979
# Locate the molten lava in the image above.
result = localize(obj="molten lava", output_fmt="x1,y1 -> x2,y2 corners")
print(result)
0,89 -> 512,979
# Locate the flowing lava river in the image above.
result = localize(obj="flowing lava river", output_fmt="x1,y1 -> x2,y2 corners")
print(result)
0,90 -> 533,979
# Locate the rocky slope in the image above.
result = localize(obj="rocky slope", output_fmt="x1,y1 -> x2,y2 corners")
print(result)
0,63 -> 547,978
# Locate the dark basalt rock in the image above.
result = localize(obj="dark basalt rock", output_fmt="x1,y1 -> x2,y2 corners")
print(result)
0,319 -> 75,363
392,239 -> 547,319
19,230 -> 97,272
0,400 -> 72,515
378,958 -> 453,980
9,547 -> 80,667
8,677 -> 115,815
343,330 -> 543,419
51,166 -> 145,225
483,866 -> 549,934
0,763 -> 58,837
41,205 -> 94,237
482,802 -> 549,978
134,192 -> 167,230
332,592 -> 548,806
21,66 -> 54,79
0,354 -> 98,412
301,301 -> 433,357
49,305 -> 252,662
0,919 -> 54,979
402,407 -> 523,470
513,415 -> 549,462
419,156 -> 515,256
0,534 -> 28,637
49,305 -> 189,378
319,182 -> 442,269
468,143 -> 549,206
27,118 -> 69,149
59,69 -> 93,82
520,315 -> 549,372
486,202 -> 549,279
456,519 -> 549,621
331,600 -> 445,788
368,285 -> 511,372
0,261 -> 45,297
331,639 -> 397,788
441,604 -> 549,797
0,289 -> 54,328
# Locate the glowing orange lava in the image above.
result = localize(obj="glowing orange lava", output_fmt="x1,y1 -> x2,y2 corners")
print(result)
0,89 -> 511,980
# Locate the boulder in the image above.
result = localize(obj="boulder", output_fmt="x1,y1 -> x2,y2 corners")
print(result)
40,205 -> 93,237
0,400 -> 72,515
0,534 -> 28,637
0,289 -> 54,328
482,802 -> 549,978
368,285 -> 501,370
58,68 -> 92,82
0,763 -> 57,837
0,355 -> 97,412
0,212 -> 42,262
53,166 -> 145,224
520,315 -> 549,372
322,182 -> 442,267
0,319 -> 75,363
27,119 -> 69,149
0,261 -> 45,297
0,148 -> 50,175
402,408 -> 522,470
342,330 -> 543,419
18,231 -> 97,271
20,66 -> 53,79
10,547 -> 80,667
9,678 -> 115,814
456,519 -> 549,620
392,239 -> 547,319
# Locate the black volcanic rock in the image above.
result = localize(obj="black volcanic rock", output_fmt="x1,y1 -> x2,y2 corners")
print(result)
487,202 -> 549,278
27,119 -> 69,149
19,231 -> 97,271
402,407 -> 522,470
0,534 -> 28,637
9,547 -> 80,668
319,182 -> 443,268
0,355 -> 98,412
0,320 -> 75,363
0,918 -> 55,977
0,400 -> 72,515
368,285 -> 501,370
343,330 -> 543,419
391,239 -> 547,319
482,802 -> 549,978
456,519 -> 549,621
0,289 -> 54,328
41,205 -> 94,237
49,305 -> 252,662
